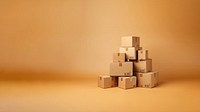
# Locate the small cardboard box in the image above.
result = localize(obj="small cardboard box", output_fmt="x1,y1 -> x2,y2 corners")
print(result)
121,36 -> 140,48
110,62 -> 133,76
138,47 -> 143,50
98,76 -> 118,89
113,53 -> 126,62
133,59 -> 152,73
136,72 -> 159,88
138,50 -> 148,60
118,76 -> 137,89
119,47 -> 136,60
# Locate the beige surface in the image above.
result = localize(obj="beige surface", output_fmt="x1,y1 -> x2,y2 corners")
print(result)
0,78 -> 200,112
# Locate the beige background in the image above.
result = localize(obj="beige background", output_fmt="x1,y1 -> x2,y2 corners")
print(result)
0,0 -> 200,80
1,0 -> 200,112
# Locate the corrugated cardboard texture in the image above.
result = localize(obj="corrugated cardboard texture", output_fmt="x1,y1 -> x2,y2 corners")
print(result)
111,76 -> 118,87
138,50 -> 149,60
121,36 -> 140,47
113,53 -> 126,62
118,76 -> 136,89
134,59 -> 152,73
119,47 -> 136,60
98,76 -> 118,88
136,72 -> 159,88
110,62 -> 133,76
98,76 -> 112,89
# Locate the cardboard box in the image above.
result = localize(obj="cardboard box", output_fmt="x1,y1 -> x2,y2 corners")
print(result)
138,50 -> 148,60
118,76 -> 137,89
112,76 -> 118,87
113,53 -> 126,62
133,59 -> 152,73
98,76 -> 118,89
138,47 -> 143,50
121,36 -> 140,48
110,62 -> 133,76
119,47 -> 136,60
136,72 -> 159,88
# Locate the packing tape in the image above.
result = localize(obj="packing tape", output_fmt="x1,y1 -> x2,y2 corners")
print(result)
119,62 -> 122,67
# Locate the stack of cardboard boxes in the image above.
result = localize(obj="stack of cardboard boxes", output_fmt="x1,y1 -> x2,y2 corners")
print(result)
98,36 -> 159,89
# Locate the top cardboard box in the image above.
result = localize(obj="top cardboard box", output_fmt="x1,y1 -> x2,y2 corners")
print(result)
121,36 -> 140,47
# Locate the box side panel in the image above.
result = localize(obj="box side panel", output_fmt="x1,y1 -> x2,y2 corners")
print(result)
110,62 -> 133,76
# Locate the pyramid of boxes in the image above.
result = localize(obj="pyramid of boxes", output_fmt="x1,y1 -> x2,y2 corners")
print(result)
98,36 -> 159,89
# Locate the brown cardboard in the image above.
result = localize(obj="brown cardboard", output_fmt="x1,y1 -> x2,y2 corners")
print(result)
118,76 -> 137,89
110,62 -> 133,76
111,76 -> 118,87
136,72 -> 159,88
119,47 -> 136,60
138,47 -> 143,50
121,36 -> 140,48
113,53 -> 126,62
98,76 -> 118,89
133,59 -> 152,73
138,50 -> 148,60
